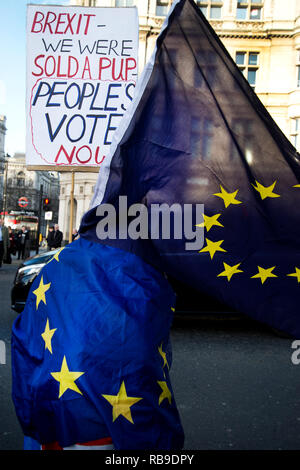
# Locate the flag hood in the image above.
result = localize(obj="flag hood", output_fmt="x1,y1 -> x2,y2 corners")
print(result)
80,0 -> 300,337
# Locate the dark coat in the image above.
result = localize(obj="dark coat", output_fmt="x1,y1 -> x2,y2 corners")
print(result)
16,229 -> 29,248
1,225 -> 9,259
46,230 -> 55,249
52,229 -> 63,248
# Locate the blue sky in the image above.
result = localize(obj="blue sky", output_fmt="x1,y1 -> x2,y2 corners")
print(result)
0,0 -> 69,157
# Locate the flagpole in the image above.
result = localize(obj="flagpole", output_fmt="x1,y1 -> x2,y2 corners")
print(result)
69,171 -> 75,244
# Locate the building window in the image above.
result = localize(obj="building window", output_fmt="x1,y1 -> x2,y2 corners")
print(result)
236,0 -> 263,20
231,118 -> 254,160
291,118 -> 300,150
236,51 -> 259,89
296,51 -> 300,88
16,171 -> 25,187
197,1 -> 223,19
156,0 -> 172,16
194,49 -> 217,87
115,0 -> 135,6
190,116 -> 214,159
83,0 -> 96,6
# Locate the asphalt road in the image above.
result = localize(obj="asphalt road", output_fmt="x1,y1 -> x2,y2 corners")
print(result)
171,315 -> 300,450
0,257 -> 299,450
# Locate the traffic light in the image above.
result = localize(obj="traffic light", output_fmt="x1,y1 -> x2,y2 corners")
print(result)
43,197 -> 51,211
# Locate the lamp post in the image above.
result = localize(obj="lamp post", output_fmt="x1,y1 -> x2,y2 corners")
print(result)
2,155 -> 9,215
36,184 -> 43,255
1,153 -> 10,218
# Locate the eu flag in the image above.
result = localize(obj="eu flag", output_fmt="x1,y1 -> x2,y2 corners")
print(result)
12,0 -> 300,451
80,0 -> 300,338
12,239 -> 184,449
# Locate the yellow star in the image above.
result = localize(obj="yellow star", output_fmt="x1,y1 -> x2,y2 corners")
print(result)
158,343 -> 169,369
196,213 -> 224,232
217,262 -> 243,281
51,356 -> 84,399
199,238 -> 227,260
102,381 -> 142,424
287,267 -> 300,284
49,247 -> 64,263
251,266 -> 278,284
252,180 -> 280,200
213,185 -> 242,208
41,318 -> 57,354
157,381 -> 172,405
32,276 -> 51,310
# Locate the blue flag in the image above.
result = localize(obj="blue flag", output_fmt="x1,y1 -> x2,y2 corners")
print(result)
12,239 -> 184,449
80,0 -> 300,338
12,0 -> 300,451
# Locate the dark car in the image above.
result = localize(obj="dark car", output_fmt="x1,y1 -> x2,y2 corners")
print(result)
11,247 -> 234,316
11,249 -> 59,313
168,275 -> 238,316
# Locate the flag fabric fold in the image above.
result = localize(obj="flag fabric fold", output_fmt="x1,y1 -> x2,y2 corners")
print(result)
12,239 -> 184,449
80,0 -> 300,338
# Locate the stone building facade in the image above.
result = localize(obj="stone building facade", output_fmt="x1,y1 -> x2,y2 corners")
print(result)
3,153 -> 60,236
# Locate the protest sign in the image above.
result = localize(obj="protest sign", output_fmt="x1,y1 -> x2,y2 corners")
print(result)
26,5 -> 138,170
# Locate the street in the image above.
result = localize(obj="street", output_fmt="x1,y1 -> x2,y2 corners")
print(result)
0,257 -> 300,450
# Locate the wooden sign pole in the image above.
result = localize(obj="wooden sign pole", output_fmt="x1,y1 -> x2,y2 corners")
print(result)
69,171 -> 75,244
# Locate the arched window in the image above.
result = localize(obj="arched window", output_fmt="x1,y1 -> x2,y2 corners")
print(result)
17,171 -> 25,187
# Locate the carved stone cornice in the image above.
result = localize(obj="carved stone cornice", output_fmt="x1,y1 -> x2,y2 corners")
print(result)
151,17 -> 164,28
218,31 -> 293,39
235,20 -> 264,31
210,20 -> 224,30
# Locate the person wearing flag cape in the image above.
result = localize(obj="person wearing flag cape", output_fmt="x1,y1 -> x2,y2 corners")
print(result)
12,0 -> 300,450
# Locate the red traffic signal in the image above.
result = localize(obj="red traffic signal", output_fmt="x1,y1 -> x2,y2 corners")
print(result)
43,197 -> 51,211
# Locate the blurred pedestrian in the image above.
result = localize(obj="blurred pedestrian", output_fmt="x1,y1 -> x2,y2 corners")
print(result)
46,226 -> 55,250
72,228 -> 78,242
6,226 -> 16,263
17,226 -> 29,260
24,227 -> 31,259
0,219 -> 9,268
53,224 -> 63,249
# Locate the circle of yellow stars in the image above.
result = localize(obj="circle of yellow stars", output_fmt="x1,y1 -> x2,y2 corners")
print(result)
196,180 -> 300,285
32,247 -> 174,426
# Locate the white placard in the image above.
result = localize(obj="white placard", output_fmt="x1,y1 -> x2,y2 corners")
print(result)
26,5 -> 138,168
45,211 -> 53,221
